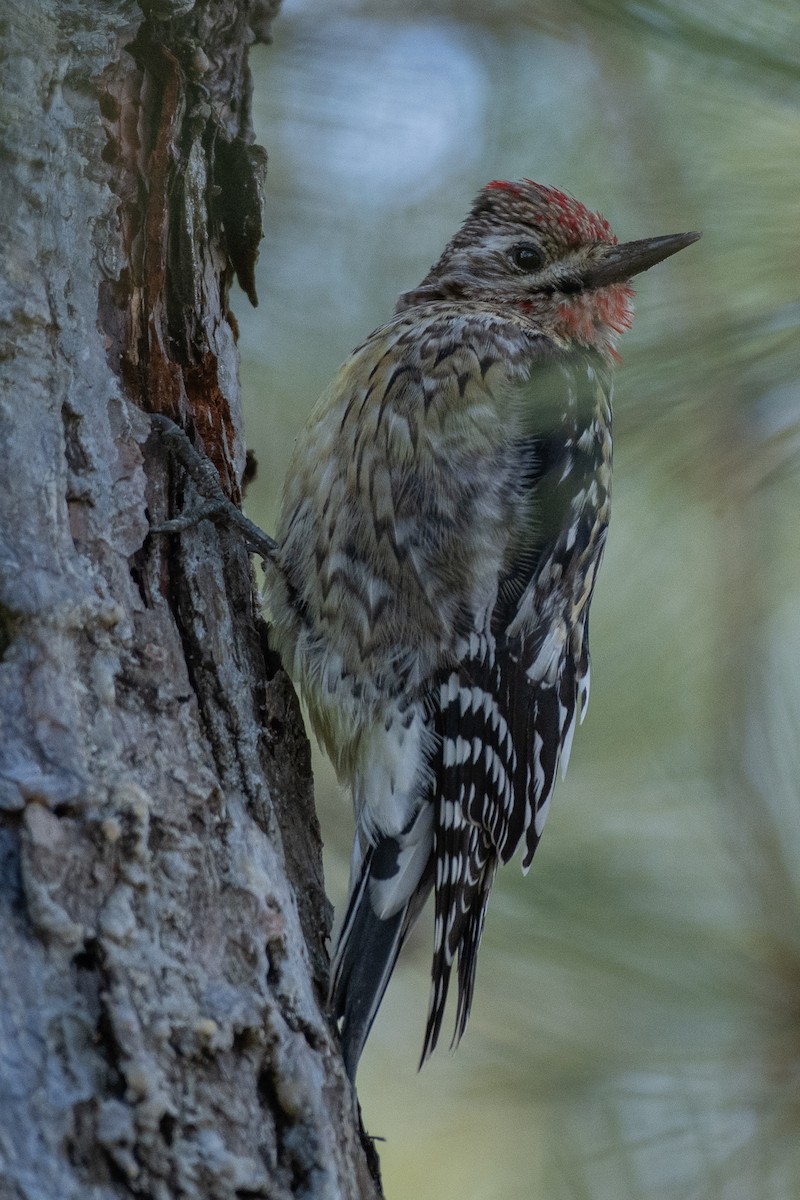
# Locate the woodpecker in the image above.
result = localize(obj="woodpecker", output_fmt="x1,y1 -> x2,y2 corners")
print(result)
265,179 -> 698,1080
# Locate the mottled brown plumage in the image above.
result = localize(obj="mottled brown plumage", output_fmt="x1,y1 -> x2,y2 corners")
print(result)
265,180 -> 698,1079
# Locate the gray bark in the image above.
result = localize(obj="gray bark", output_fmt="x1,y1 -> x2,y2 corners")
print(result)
0,1 -> 381,1197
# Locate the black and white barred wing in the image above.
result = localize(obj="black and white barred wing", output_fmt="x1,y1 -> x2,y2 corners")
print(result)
422,614 -> 589,1060
422,357 -> 611,1059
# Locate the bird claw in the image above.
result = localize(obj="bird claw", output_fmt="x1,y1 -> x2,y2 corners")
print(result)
149,497 -> 232,534
148,413 -> 279,562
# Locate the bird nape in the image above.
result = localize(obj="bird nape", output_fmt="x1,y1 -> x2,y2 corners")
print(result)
264,178 -> 700,1082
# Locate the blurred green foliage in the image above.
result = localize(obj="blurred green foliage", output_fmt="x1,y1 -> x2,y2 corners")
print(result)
237,1 -> 800,1195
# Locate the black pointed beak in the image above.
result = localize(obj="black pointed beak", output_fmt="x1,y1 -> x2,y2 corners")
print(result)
581,231 -> 700,288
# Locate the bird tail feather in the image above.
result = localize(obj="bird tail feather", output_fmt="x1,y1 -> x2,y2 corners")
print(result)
330,805 -> 433,1080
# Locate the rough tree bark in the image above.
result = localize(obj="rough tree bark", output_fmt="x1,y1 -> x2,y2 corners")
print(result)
0,2 -> 382,1197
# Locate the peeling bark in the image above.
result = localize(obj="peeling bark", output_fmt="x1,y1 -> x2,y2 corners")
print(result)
0,1 -> 381,1197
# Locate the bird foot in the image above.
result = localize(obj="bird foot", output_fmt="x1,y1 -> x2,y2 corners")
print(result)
149,413 -> 279,562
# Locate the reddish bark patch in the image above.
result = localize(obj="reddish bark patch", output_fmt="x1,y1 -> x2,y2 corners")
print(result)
96,20 -> 260,506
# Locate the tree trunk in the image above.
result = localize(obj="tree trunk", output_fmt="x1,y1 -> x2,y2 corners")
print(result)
0,2 -> 381,1196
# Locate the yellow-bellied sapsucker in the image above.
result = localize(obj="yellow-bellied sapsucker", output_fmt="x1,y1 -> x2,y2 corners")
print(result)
265,179 -> 698,1080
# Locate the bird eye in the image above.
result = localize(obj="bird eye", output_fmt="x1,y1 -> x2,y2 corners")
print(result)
509,243 -> 544,272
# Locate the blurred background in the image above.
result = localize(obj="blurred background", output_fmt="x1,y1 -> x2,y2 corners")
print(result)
236,1 -> 800,1196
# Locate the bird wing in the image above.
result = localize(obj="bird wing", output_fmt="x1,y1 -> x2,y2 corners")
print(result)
422,354 -> 613,1060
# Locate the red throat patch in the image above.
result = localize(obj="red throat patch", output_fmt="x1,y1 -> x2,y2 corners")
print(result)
556,284 -> 634,353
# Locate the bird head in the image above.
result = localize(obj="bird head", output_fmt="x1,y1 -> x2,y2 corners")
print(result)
398,179 -> 699,358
